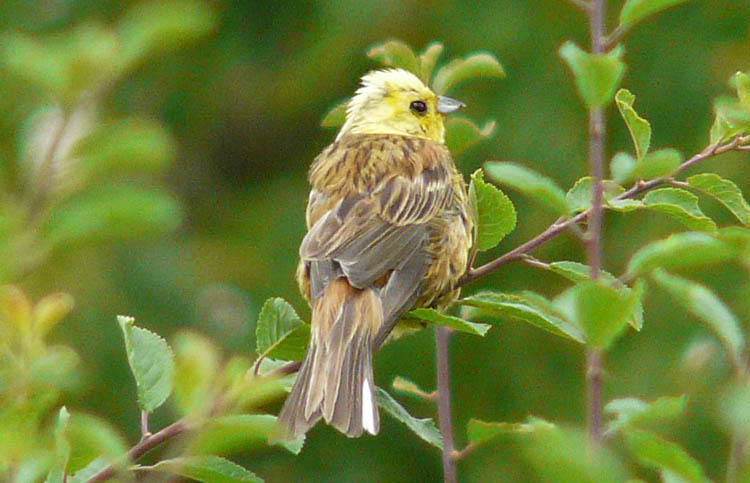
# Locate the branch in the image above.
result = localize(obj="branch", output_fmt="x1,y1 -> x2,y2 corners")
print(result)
89,419 -> 191,482
435,326 -> 457,483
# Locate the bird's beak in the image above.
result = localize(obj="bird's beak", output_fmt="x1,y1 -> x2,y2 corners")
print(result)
436,96 -> 465,114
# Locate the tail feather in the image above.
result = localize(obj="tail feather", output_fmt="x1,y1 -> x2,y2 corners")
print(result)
277,279 -> 381,439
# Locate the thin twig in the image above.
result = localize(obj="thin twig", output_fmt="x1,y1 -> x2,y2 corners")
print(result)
451,442 -> 477,461
601,25 -> 627,51
89,419 -> 191,482
140,411 -> 150,440
435,326 -> 457,483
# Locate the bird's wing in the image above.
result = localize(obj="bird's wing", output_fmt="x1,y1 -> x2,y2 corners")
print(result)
300,140 -> 456,304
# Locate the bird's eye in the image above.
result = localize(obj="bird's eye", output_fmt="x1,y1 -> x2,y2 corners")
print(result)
409,100 -> 427,114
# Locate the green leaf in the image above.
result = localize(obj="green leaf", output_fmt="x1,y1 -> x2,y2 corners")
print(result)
320,99 -> 348,128
484,162 -> 568,214
432,53 -> 505,95
53,407 -> 70,474
687,173 -> 750,226
459,292 -> 585,343
375,387 -> 443,449
545,261 -> 643,330
710,96 -> 750,143
151,456 -> 262,483
611,152 -> 638,185
619,0 -> 690,30
467,417 -> 556,446
173,331 -> 221,416
652,270 -> 745,367
468,169 -> 516,251
65,413 -> 128,473
255,298 -> 309,361
626,232 -> 735,276
559,42 -> 625,109
118,0 -> 216,70
567,281 -> 638,349
605,395 -> 687,436
623,428 -> 708,482
418,42 -> 444,84
732,71 -> 750,107
565,177 -> 625,214
635,148 -> 682,180
117,315 -> 175,412
192,414 -> 304,456
392,376 -> 432,399
69,458 -> 108,483
74,118 -> 176,180
406,308 -> 490,336
445,117 -> 496,156
367,40 -> 419,74
43,184 -> 182,248
615,89 -> 651,160
642,188 -> 716,232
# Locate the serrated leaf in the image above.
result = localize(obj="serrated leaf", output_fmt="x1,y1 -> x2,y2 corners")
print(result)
151,456 -> 262,483
392,376 -> 432,399
192,414 -> 304,456
407,308 -> 490,336
545,261 -> 643,330
418,42 -> 444,84
117,315 -> 175,412
652,270 -> 744,368
559,42 -> 625,109
432,53 -> 505,95
687,173 -> 750,226
484,162 -> 568,214
255,298 -> 306,359
375,387 -> 442,449
642,188 -> 716,232
565,177 -> 625,214
320,99 -> 348,128
43,184 -> 182,248
635,148 -> 682,180
467,417 -> 556,445
615,89 -> 651,160
619,0 -> 690,29
367,40 -> 419,73
119,0 -> 216,70
565,281 -> 638,349
459,292 -> 584,343
469,169 -> 516,251
605,395 -> 687,436
623,428 -> 708,482
445,117 -> 496,156
611,152 -> 637,185
626,232 -> 735,276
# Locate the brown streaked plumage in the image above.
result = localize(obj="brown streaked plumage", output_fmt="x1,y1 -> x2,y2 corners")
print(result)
278,69 -> 472,439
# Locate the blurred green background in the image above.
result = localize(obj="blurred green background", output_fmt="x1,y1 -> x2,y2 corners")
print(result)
2,0 -> 750,481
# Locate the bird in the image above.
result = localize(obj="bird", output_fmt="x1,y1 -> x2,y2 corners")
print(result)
277,68 -> 473,439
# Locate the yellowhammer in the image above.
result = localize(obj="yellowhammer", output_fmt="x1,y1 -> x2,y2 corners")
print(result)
278,68 -> 472,439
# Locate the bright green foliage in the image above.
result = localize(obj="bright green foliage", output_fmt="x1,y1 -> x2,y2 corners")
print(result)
623,428 -> 708,482
618,0 -> 690,30
117,315 -> 175,413
150,456 -> 263,483
711,94 -> 750,144
626,232 -> 736,276
375,387 -> 443,449
687,173 -> 750,226
615,89 -> 652,161
467,416 -> 556,446
173,331 -> 221,416
367,40 -> 420,75
484,161 -> 568,214
611,152 -> 638,184
432,53 -> 505,95
63,413 -> 128,473
652,270 -> 745,368
255,298 -> 309,361
605,395 -> 687,436
460,291 -> 585,343
468,169 -> 516,251
719,383 -> 750,439
320,100 -> 348,127
565,177 -> 625,214
642,188 -> 716,232
407,308 -> 490,336
559,42 -> 625,109
418,42 -> 444,84
191,414 -> 304,456
635,148 -> 682,180
445,118 -> 496,156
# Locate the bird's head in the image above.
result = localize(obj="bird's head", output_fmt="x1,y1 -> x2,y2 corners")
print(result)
337,68 -> 464,143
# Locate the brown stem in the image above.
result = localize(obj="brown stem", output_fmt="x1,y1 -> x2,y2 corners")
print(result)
435,326 -> 457,483
586,350 -> 604,443
140,411 -> 150,440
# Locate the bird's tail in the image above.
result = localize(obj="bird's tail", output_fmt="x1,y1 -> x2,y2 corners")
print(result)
277,278 -> 381,439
